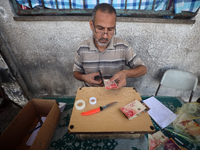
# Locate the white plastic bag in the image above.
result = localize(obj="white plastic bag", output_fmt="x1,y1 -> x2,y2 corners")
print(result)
173,102 -> 200,144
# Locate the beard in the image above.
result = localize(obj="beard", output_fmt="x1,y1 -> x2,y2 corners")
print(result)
94,34 -> 110,47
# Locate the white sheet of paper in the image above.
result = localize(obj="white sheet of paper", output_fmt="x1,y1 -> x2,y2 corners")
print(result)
144,97 -> 177,129
26,117 -> 46,146
58,102 -> 67,112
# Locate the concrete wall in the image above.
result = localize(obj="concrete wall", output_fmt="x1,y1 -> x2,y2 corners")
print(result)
0,1 -> 199,102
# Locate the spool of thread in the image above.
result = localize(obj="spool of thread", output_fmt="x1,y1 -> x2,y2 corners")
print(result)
89,97 -> 97,105
75,99 -> 86,110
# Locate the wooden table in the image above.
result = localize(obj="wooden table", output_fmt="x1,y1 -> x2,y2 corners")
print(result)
68,87 -> 155,139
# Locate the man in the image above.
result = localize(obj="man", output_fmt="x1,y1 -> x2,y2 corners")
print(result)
73,3 -> 147,89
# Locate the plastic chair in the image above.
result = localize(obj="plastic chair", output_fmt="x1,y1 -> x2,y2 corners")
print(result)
155,69 -> 198,102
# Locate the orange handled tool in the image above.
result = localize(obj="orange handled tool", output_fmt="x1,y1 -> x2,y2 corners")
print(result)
81,101 -> 118,116
81,107 -> 102,116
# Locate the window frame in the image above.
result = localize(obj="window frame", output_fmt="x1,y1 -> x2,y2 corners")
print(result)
10,0 -> 198,24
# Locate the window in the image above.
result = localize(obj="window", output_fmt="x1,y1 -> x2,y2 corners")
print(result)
11,0 -> 199,19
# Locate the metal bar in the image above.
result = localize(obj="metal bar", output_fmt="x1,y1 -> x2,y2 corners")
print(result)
16,2 -> 22,10
27,0 -> 33,9
41,0 -> 45,9
83,0 -> 85,9
125,0 -> 127,10
155,84 -> 161,96
69,0 -> 72,9
166,0 -> 172,10
111,0 -> 113,6
139,0 -> 142,10
55,0 -> 59,9
15,9 -> 175,16
97,0 -> 99,5
152,0 -> 156,10
189,91 -> 194,102
116,9 -> 173,16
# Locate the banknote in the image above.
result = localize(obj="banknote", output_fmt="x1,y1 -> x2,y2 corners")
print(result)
104,79 -> 118,90
119,100 -> 148,120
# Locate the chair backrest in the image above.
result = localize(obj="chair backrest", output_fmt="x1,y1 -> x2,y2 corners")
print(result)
161,69 -> 198,91
155,69 -> 198,102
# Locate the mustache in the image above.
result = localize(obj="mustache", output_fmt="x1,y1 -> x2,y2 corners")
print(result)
98,37 -> 109,42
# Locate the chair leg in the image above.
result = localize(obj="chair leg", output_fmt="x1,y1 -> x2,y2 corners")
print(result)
189,91 -> 194,103
155,84 -> 161,96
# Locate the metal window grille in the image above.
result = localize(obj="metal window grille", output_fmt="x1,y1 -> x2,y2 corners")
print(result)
11,0 -> 198,19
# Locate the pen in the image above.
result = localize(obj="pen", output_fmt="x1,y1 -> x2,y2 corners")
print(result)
28,123 -> 43,134
164,128 -> 191,141
162,128 -> 190,150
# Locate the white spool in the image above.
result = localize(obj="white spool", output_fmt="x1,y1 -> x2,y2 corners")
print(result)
89,97 -> 97,105
75,99 -> 86,110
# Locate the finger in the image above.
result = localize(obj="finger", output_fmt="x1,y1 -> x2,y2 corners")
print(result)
92,80 -> 102,85
92,71 -> 102,78
117,80 -> 126,88
109,76 -> 117,82
99,82 -> 104,87
113,78 -> 123,86
92,81 -> 104,87
93,84 -> 100,87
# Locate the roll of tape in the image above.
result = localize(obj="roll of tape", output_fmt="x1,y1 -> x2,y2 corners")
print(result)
89,97 -> 97,105
75,99 -> 85,110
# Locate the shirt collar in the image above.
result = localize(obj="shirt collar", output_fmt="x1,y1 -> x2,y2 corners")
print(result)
89,37 -> 115,51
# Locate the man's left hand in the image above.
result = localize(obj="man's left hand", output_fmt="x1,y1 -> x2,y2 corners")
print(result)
109,70 -> 127,89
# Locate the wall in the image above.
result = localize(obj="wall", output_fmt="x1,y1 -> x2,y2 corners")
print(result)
0,1 -> 199,102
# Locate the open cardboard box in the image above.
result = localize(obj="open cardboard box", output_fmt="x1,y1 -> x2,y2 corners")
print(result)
0,99 -> 60,150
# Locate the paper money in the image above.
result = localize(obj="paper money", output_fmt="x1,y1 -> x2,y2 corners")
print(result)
119,100 -> 149,120
104,79 -> 118,90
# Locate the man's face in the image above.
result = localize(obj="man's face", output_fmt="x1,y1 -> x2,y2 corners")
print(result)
90,10 -> 116,50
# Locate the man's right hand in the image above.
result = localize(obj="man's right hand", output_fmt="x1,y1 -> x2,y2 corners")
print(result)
73,71 -> 104,87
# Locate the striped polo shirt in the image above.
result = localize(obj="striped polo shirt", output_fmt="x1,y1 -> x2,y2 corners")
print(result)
73,37 -> 145,79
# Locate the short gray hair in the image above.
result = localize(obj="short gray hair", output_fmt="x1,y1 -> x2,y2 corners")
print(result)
91,3 -> 116,22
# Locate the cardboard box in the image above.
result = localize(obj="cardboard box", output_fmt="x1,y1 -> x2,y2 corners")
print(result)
0,99 -> 60,150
